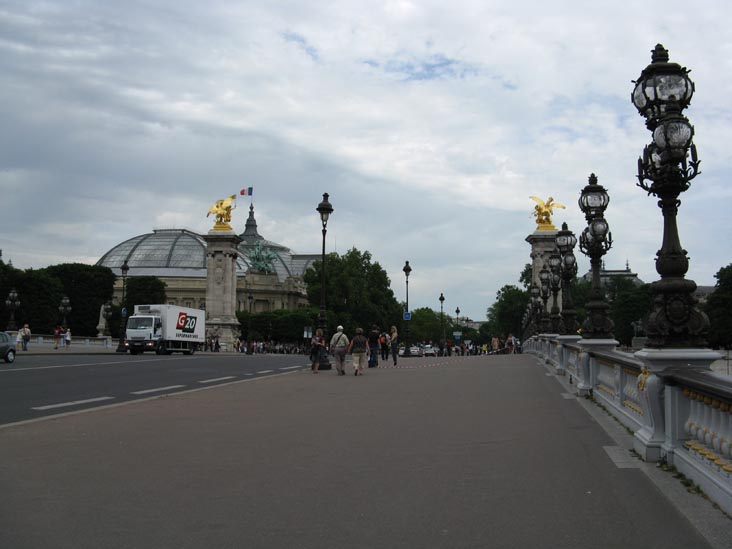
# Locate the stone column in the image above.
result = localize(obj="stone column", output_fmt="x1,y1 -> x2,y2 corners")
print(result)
526,228 -> 561,333
204,230 -> 242,352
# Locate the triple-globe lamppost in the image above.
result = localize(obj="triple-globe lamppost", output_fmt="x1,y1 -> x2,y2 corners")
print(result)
438,292 -> 445,348
548,251 -> 562,333
316,193 -> 333,369
578,174 -> 614,339
631,44 -> 709,348
5,288 -> 20,331
116,260 -> 130,353
402,261 -> 412,357
59,296 -> 72,327
538,265 -> 551,333
555,222 -> 578,335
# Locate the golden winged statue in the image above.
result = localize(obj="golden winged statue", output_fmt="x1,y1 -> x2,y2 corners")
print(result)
530,196 -> 566,230
207,194 -> 237,231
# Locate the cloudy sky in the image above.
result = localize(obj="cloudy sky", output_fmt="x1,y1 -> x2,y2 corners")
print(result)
1,1 -> 730,321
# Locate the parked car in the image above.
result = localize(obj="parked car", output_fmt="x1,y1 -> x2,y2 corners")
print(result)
423,345 -> 437,357
0,332 -> 16,363
408,345 -> 423,357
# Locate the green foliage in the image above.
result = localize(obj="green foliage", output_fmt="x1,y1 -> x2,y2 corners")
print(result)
126,276 -> 167,311
42,263 -> 116,336
519,263 -> 533,290
236,307 -> 319,342
303,248 -> 402,335
571,278 -> 592,326
409,307 -> 442,344
486,285 -> 529,338
608,279 -> 651,346
705,264 -> 732,349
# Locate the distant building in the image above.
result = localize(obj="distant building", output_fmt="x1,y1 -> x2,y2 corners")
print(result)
581,261 -> 644,288
97,205 -> 318,313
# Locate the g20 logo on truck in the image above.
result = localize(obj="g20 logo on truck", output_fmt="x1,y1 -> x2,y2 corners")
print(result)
176,312 -> 198,333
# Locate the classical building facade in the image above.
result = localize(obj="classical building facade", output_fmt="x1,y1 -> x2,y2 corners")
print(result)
97,205 -> 318,315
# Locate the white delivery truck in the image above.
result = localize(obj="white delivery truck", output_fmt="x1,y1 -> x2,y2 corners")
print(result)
124,304 -> 205,355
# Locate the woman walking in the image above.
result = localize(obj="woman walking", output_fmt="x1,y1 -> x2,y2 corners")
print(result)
390,326 -> 399,366
347,327 -> 369,376
310,328 -> 327,374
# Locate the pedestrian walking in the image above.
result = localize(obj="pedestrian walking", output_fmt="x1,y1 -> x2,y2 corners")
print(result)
15,330 -> 23,351
310,328 -> 327,374
368,325 -> 380,368
491,335 -> 500,355
329,325 -> 350,376
379,330 -> 390,361
505,333 -> 516,354
390,325 -> 399,366
20,324 -> 31,351
64,327 -> 72,348
53,325 -> 62,349
347,328 -> 369,376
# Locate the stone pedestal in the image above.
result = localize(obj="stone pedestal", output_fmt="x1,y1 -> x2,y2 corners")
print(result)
204,230 -> 242,351
526,228 -> 561,301
633,347 -> 722,461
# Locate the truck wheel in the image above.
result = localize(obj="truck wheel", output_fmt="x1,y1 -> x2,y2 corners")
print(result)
156,342 -> 165,355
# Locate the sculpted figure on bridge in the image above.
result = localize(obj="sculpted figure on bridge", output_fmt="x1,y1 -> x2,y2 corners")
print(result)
530,196 -> 566,230
207,195 -> 237,231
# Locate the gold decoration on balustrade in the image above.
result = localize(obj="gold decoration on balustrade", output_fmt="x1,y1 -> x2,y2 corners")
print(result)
623,399 -> 643,416
637,367 -> 651,391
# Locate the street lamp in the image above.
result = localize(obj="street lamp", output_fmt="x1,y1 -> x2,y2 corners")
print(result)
247,292 -> 254,354
439,292 -> 445,350
402,260 -> 412,357
316,193 -> 333,369
555,222 -> 578,335
538,264 -> 551,333
5,288 -> 20,331
59,295 -> 72,327
116,260 -> 130,353
548,252 -> 562,333
632,44 -> 708,348
102,302 -> 113,336
529,284 -> 541,336
578,173 -> 614,339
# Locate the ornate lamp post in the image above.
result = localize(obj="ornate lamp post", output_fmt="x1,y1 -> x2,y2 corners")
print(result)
439,292 -> 445,349
102,301 -> 113,336
59,296 -> 72,327
315,193 -> 333,368
5,288 -> 19,331
578,174 -> 614,339
116,260 -> 130,353
555,223 -> 578,335
548,252 -> 562,333
538,265 -> 551,333
530,285 -> 542,336
402,261 -> 412,357
247,292 -> 254,354
631,44 -> 708,348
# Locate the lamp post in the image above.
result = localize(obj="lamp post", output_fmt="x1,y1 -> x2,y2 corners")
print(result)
538,264 -> 551,333
5,288 -> 19,331
631,44 -> 709,348
555,222 -> 578,335
59,295 -> 72,327
247,292 -> 254,354
439,292 -> 445,350
316,193 -> 333,369
548,252 -> 562,333
529,284 -> 541,336
116,260 -> 130,353
578,173 -> 614,339
102,302 -> 112,336
402,261 -> 412,357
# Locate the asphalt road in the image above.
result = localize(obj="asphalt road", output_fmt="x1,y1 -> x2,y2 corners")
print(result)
2,353 -> 731,548
0,353 -> 310,425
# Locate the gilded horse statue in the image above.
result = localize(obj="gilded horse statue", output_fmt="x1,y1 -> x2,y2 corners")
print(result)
207,194 -> 237,230
530,196 -> 566,230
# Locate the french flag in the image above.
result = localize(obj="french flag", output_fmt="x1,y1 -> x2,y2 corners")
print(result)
240,187 -> 253,196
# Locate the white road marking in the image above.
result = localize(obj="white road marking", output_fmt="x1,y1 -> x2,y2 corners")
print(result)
198,376 -> 237,384
131,385 -> 186,395
244,373 -> 254,376
256,369 -> 274,374
32,396 -> 115,411
279,365 -> 301,370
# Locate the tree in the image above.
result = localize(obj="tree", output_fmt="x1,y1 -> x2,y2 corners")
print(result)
486,285 -> 529,338
303,248 -> 402,335
519,263 -> 533,290
126,276 -> 167,312
705,264 -> 732,349
608,279 -> 651,346
409,307 -> 442,344
42,263 -> 116,336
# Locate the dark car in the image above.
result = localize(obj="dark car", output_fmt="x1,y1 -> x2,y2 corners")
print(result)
0,332 -> 16,363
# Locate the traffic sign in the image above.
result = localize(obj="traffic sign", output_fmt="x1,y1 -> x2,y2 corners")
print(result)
403,312 -> 411,321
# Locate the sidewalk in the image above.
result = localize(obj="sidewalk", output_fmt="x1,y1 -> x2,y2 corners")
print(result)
1,354 -> 730,548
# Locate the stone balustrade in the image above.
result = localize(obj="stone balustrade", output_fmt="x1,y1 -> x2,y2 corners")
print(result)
524,334 -> 732,515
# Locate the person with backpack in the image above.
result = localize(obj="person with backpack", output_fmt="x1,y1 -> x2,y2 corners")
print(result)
329,325 -> 350,376
367,325 -> 380,368
347,327 -> 369,376
379,331 -> 390,361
